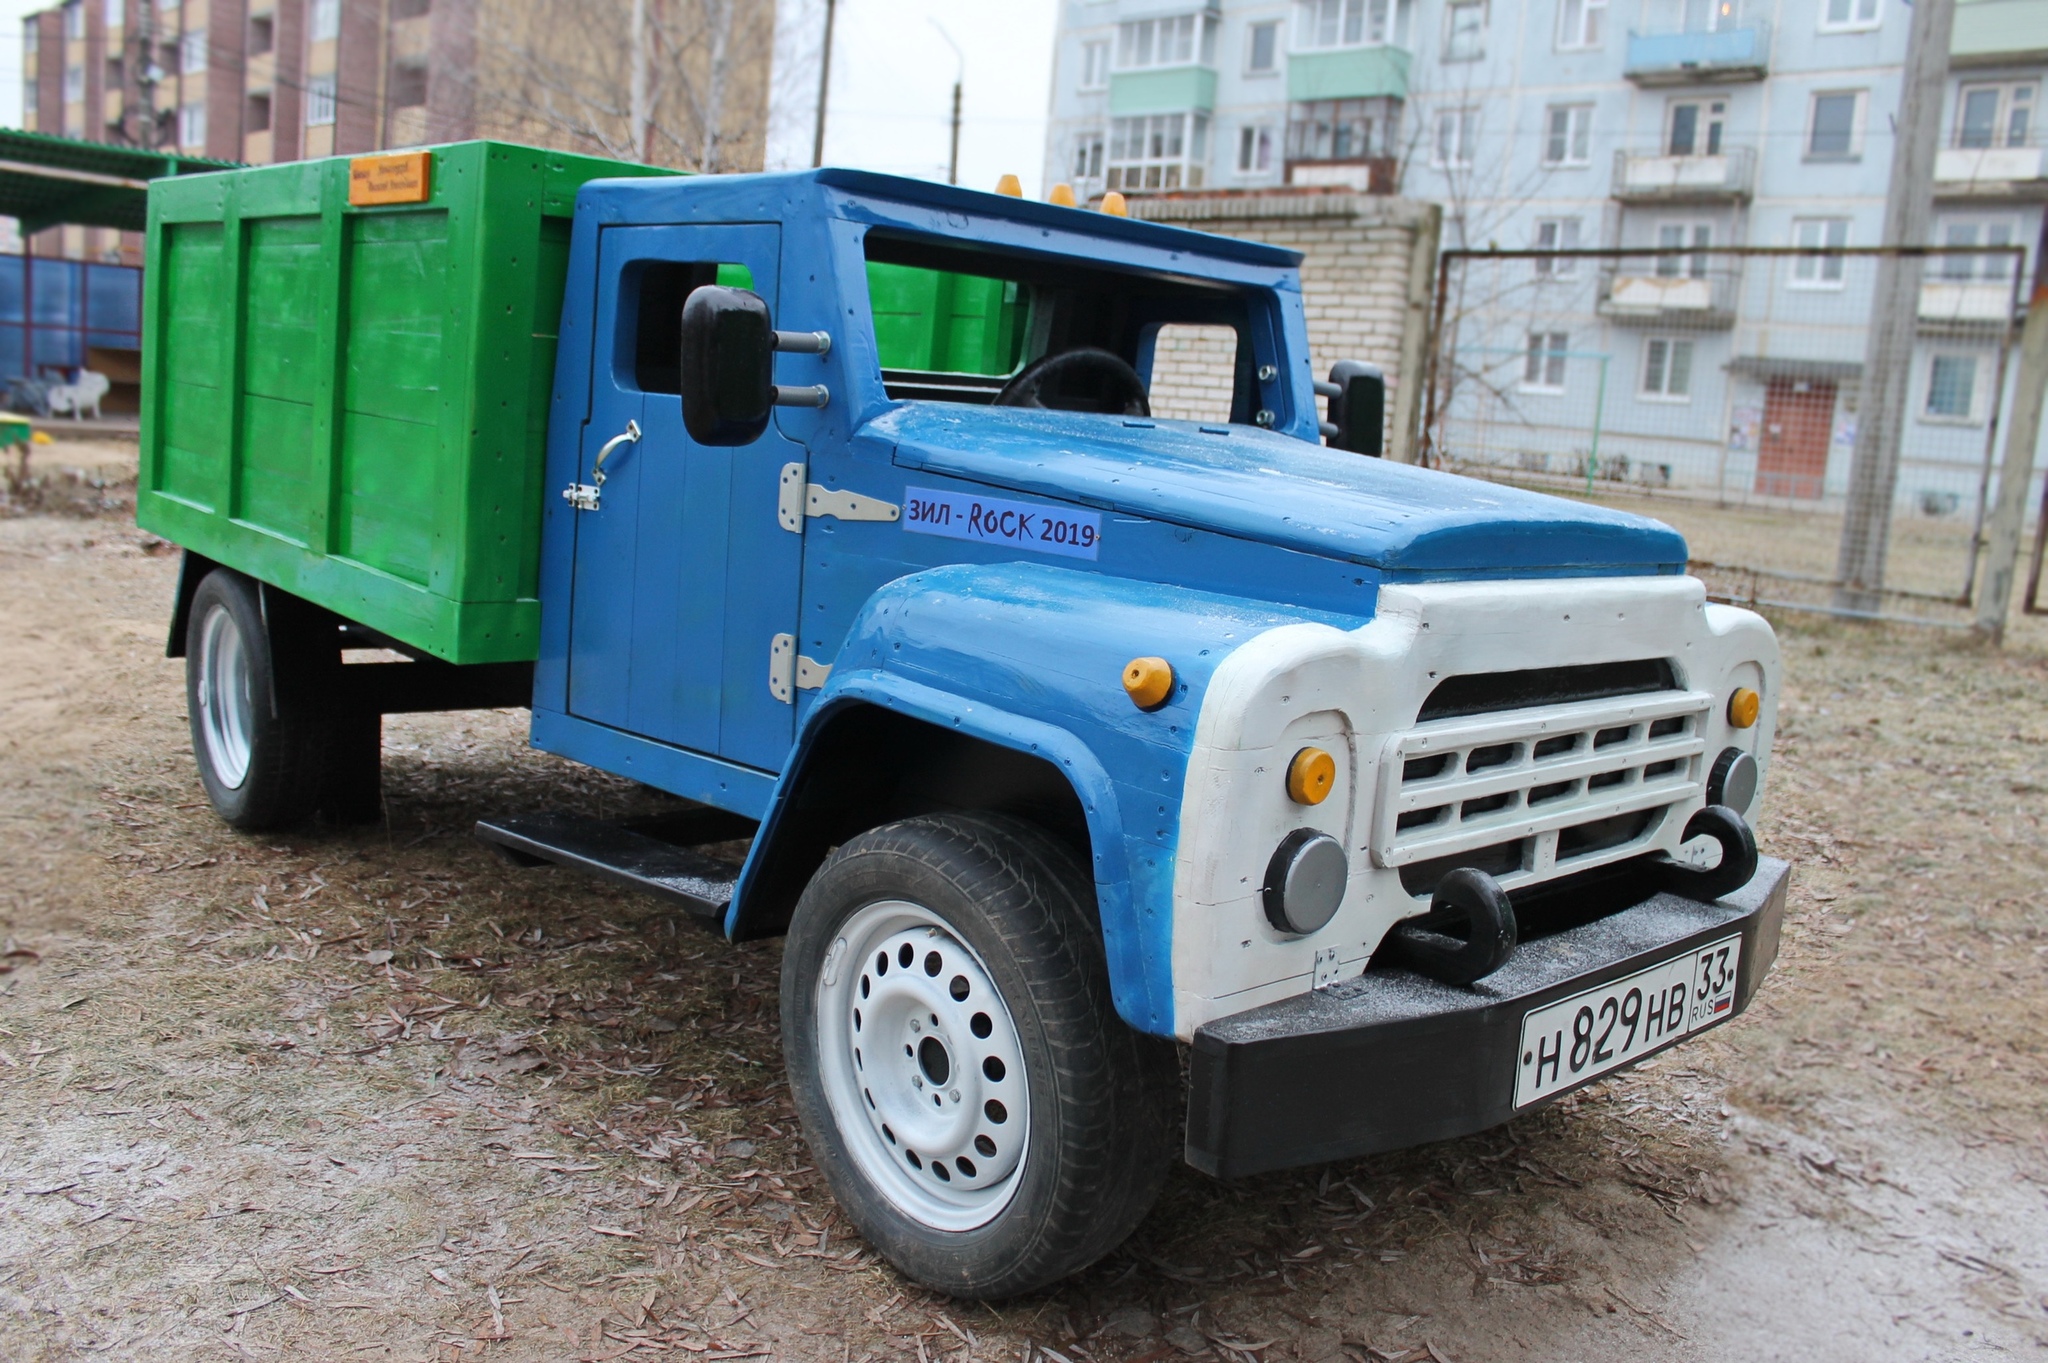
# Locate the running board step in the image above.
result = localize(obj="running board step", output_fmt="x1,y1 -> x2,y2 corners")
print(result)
474,812 -> 746,923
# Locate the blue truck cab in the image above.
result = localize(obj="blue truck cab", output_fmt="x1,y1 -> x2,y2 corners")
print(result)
164,165 -> 1789,1299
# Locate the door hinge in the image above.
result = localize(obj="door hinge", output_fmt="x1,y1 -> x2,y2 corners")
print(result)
769,633 -> 833,703
778,468 -> 900,533
778,462 -> 807,533
1313,946 -> 1344,991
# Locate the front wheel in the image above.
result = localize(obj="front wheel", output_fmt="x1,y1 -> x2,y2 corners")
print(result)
781,814 -> 1178,1299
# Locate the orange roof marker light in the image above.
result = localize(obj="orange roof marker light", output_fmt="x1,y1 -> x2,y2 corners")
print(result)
1048,182 -> 1078,207
1100,191 -> 1128,216
994,174 -> 1023,197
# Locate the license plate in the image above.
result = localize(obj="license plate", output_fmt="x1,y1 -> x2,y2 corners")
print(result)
1513,935 -> 1742,1107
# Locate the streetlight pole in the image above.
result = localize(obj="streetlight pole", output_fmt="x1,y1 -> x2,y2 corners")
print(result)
810,0 -> 839,168
931,20 -> 964,186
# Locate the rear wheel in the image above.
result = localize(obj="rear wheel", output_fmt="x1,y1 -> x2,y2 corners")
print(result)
184,569 -> 328,830
782,813 -> 1178,1299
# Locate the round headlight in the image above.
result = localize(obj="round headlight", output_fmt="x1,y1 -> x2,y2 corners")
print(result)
1262,829 -> 1347,936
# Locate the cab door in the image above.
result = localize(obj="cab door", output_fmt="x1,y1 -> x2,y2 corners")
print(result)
565,223 -> 803,772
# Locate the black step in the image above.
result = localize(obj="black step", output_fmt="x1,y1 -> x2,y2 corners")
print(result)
474,812 -> 742,923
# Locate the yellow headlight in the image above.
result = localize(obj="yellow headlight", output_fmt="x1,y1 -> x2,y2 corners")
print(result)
1122,656 -> 1174,710
1287,746 -> 1337,805
1728,686 -> 1761,729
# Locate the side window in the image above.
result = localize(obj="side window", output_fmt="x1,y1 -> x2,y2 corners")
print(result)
622,259 -> 752,394
1146,323 -> 1241,424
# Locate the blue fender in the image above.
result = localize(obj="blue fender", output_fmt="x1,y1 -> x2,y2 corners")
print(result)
726,562 -> 1362,1038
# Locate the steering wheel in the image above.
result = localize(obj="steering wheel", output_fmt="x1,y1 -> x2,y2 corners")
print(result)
993,347 -> 1151,417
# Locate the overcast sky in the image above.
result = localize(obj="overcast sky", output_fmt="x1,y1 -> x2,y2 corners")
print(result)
0,0 -> 1060,197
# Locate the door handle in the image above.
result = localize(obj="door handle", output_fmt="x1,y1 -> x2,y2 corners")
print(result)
562,420 -> 642,512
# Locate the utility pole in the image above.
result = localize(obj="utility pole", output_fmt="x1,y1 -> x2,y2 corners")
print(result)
630,0 -> 649,164
1973,216 -> 2048,640
1833,0 -> 1957,614
811,0 -> 839,168
931,20 -> 964,185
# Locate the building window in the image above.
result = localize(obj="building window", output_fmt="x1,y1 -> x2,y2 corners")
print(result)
64,3 -> 83,40
1080,39 -> 1109,89
390,0 -> 430,17
1937,218 -> 2020,281
390,62 -> 428,108
1115,14 -> 1216,71
1287,97 -> 1397,162
1433,107 -> 1477,167
1655,222 -> 1712,278
1246,20 -> 1281,72
306,73 -> 337,125
1955,83 -> 2034,150
1819,0 -> 1880,32
1557,0 -> 1604,50
181,30 -> 207,76
1107,112 -> 1209,191
1641,337 -> 1694,399
1444,1 -> 1485,61
104,0 -> 123,28
106,55 -> 123,87
1523,331 -> 1568,391
1667,98 -> 1726,155
1543,104 -> 1592,166
249,13 -> 274,55
247,91 -> 272,132
1925,354 -> 1978,420
1791,217 -> 1849,286
63,66 -> 84,103
1237,124 -> 1275,172
1534,217 -> 1580,275
23,21 -> 37,60
179,100 -> 206,147
311,0 -> 340,42
1807,91 -> 1864,158
1073,132 -> 1104,181
1295,0 -> 1392,50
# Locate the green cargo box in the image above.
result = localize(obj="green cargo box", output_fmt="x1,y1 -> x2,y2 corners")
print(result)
138,141 -> 677,665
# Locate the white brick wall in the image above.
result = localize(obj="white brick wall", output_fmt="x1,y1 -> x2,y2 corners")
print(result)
1131,192 -> 1442,460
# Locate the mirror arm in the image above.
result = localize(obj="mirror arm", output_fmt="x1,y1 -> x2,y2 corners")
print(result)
774,384 -> 831,409
1312,380 -> 1342,399
773,330 -> 832,357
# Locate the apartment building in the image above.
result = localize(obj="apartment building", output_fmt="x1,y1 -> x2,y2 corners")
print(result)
1042,0 -> 2048,509
19,0 -> 772,262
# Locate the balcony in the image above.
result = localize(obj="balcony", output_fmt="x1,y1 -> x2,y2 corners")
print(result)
1919,279 -> 2023,327
1598,265 -> 1740,328
1934,141 -> 2048,199
1611,146 -> 1755,202
1624,21 -> 1770,86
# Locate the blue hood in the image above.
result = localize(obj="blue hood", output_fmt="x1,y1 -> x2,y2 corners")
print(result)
876,405 -> 1687,575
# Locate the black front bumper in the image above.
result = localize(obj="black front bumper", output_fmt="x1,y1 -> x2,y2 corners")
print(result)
1185,857 -> 1789,1179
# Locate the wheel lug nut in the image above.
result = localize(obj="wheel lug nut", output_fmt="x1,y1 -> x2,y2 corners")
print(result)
909,1019 -> 921,1034
949,1090 -> 961,1103
912,1075 -> 923,1089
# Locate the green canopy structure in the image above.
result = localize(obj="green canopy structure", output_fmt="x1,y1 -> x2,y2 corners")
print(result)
0,128 -> 237,235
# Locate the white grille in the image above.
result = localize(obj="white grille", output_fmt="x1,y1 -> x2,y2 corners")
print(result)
1370,689 -> 1712,895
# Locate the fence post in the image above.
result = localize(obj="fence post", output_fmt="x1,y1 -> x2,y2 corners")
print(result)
1833,0 -> 1956,614
1973,221 -> 2048,642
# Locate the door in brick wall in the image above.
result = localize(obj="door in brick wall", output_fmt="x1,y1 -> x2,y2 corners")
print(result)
1754,379 -> 1835,499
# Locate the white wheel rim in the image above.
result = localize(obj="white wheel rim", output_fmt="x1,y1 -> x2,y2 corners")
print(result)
195,601 -> 254,790
814,899 -> 1030,1232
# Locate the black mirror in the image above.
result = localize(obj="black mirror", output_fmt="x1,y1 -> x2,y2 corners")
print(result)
680,285 -> 775,445
1324,360 -> 1385,457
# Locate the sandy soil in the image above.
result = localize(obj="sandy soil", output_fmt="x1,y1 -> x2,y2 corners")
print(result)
1,457 -> 2044,1362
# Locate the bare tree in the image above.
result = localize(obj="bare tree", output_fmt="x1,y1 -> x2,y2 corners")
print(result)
461,0 -> 774,170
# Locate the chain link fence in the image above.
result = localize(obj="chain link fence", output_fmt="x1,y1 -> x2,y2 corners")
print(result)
1420,245 -> 2031,625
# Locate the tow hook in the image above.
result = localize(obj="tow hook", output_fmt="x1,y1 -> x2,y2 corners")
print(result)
1384,867 -> 1519,986
1659,804 -> 1759,903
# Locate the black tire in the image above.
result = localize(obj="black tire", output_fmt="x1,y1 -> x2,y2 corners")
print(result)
184,569 -> 329,830
781,813 -> 1179,1299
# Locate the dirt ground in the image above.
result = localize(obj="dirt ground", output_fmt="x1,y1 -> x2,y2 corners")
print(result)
3,445 -> 2045,1362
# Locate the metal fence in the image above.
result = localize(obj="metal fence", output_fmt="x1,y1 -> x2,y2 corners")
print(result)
1420,245 -> 2031,625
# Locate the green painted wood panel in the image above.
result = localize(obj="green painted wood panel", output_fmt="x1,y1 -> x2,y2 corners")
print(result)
137,141 -> 680,664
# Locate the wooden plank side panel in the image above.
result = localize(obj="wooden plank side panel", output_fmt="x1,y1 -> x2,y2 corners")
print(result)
157,223 -> 229,510
236,216 -> 326,543
338,211 -> 449,587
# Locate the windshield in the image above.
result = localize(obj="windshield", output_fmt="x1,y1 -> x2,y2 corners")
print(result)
863,231 -> 1265,425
